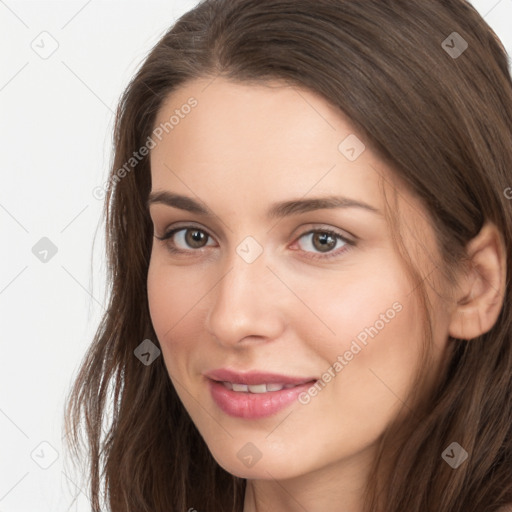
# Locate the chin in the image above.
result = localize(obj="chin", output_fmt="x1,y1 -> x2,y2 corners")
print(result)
206,441 -> 307,480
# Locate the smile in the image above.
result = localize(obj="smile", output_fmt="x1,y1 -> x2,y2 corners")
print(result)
204,369 -> 317,419
220,382 -> 302,393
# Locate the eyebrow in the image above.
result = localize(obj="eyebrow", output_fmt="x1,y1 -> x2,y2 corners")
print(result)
146,191 -> 381,219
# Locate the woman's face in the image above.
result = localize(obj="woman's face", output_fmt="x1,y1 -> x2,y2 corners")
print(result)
147,77 -> 453,483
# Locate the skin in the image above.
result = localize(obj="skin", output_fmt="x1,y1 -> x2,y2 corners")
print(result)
146,77 -> 506,512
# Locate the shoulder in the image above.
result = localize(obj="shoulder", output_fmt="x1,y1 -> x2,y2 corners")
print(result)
496,505 -> 512,512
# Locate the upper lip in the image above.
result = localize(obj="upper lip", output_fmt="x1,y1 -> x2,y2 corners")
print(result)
204,369 -> 317,386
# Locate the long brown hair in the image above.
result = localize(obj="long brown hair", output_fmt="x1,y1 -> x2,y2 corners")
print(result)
63,1 -> 512,510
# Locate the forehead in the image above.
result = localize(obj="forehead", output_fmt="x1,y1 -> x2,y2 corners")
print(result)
150,78 -> 387,206
152,77 -> 360,165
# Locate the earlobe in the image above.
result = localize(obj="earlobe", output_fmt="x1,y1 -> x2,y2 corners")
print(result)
448,222 -> 507,341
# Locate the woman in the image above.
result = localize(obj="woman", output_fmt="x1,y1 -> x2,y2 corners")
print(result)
64,1 -> 512,510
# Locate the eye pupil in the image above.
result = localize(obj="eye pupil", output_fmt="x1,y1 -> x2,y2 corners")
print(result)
313,232 -> 336,252
186,229 -> 207,248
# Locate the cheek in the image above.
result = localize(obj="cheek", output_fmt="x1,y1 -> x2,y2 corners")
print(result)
300,252 -> 415,362
147,251 -> 208,325
308,257 -> 424,416
147,258 -> 201,364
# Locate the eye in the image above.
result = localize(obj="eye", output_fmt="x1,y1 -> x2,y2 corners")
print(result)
155,225 -> 355,260
155,226 -> 216,253
292,228 -> 354,260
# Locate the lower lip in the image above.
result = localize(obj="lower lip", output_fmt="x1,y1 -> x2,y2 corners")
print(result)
208,379 -> 316,419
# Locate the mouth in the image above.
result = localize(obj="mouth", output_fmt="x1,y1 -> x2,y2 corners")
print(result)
217,381 -> 310,393
204,369 -> 317,419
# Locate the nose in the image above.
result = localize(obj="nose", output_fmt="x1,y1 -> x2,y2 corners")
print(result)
204,245 -> 287,349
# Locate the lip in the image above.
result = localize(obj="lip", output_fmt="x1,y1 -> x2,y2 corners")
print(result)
204,369 -> 317,419
205,369 -> 316,386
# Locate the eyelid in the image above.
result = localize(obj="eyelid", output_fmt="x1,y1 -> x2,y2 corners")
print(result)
155,221 -> 356,241
155,221 -> 219,242
291,223 -> 357,242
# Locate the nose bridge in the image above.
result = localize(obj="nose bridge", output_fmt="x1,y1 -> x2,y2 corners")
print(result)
205,240 -> 285,345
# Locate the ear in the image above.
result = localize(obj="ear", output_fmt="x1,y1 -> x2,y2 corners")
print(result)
448,222 -> 507,340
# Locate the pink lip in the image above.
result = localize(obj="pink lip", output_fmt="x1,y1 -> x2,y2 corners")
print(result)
205,369 -> 315,386
204,369 -> 317,419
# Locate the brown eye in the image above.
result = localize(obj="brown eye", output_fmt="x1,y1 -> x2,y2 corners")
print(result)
311,232 -> 337,252
297,229 -> 347,254
292,228 -> 355,261
156,227 -> 216,252
184,228 -> 209,248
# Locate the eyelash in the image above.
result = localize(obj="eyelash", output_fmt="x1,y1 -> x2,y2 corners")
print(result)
155,225 -> 355,261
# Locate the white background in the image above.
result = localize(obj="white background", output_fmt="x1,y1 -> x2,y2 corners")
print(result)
1,1 -> 511,510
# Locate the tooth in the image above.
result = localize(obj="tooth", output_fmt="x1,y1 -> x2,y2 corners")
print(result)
248,384 -> 267,393
228,383 -> 290,393
266,383 -> 285,391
